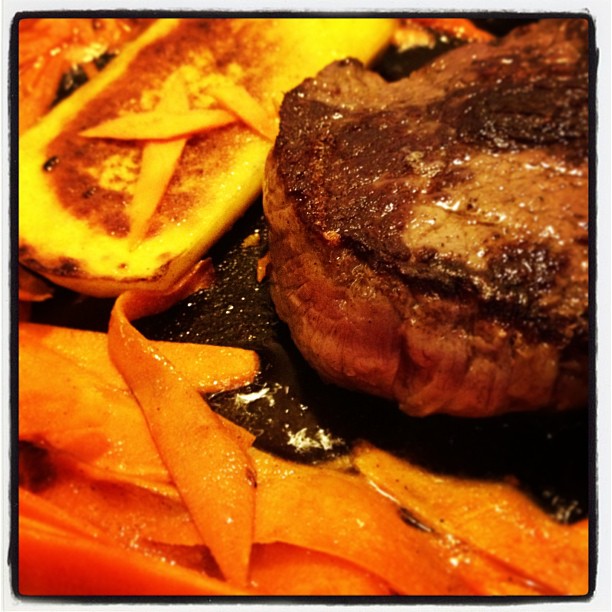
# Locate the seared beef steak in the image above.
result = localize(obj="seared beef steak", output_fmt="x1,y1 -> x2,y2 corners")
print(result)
263,19 -> 589,417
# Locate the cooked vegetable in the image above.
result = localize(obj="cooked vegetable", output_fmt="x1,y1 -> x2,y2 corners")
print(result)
108,262 -> 257,586
20,321 -> 259,395
19,18 -> 396,297
78,110 -> 236,140
20,334 -> 169,481
19,515 -> 245,596
20,445 -> 203,548
249,543 -> 392,595
18,262 -> 589,595
204,75 -> 278,141
251,448 -> 472,595
19,317 -> 259,485
121,71 -> 195,246
18,18 -> 153,135
353,442 -> 589,595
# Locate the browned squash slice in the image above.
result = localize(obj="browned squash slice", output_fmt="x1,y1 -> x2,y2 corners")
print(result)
19,18 -> 396,296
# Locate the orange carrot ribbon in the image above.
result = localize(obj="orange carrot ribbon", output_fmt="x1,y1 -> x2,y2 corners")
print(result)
107,262 -> 256,586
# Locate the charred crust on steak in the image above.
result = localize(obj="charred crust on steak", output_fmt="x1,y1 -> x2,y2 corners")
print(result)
264,19 -> 589,416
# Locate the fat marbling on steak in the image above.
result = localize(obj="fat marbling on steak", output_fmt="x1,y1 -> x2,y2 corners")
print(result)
263,19 -> 589,417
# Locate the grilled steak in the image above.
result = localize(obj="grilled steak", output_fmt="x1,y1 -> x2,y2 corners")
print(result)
263,19 -> 589,417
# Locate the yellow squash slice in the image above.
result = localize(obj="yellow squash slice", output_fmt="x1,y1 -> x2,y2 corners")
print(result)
19,18 -> 396,296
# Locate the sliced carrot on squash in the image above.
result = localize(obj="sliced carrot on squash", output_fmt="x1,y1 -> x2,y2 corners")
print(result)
19,514 -> 248,596
206,75 -> 278,141
108,262 -> 256,587
352,442 -> 589,596
78,71 -> 237,246
129,139 -> 187,246
250,448 -> 473,595
250,542 -> 392,595
128,71 -> 190,246
79,108 -> 236,141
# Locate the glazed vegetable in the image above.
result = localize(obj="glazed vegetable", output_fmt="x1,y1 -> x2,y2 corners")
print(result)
249,543 -> 391,595
19,18 -> 396,296
353,442 -> 589,595
204,75 -> 278,141
19,513 -> 245,596
18,18 -> 153,135
108,262 -> 257,586
20,321 -> 259,395
18,265 -> 589,595
251,449 -> 471,595
20,482 -> 392,596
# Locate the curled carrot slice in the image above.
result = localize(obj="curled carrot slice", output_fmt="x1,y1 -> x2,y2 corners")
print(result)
19,334 -> 170,480
250,543 -> 392,595
250,448 -> 473,595
19,514 -> 248,596
20,446 -> 204,550
352,442 -> 589,595
19,487 -> 102,540
108,262 -> 256,587
20,322 -> 259,395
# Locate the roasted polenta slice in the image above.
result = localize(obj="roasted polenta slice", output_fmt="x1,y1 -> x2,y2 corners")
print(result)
19,18 -> 396,297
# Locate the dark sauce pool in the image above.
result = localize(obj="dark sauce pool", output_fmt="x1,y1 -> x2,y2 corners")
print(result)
28,18 -> 589,524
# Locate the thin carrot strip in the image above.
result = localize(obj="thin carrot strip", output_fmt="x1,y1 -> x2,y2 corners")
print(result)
19,487 -> 102,540
128,138 -> 186,246
250,448 -> 473,595
206,76 -> 278,141
128,71 -> 189,246
353,442 -> 589,595
20,322 -> 259,395
66,453 -> 180,500
250,543 -> 392,595
108,263 -> 256,587
19,338 -> 169,480
19,515 -> 248,596
20,347 -> 253,489
79,108 -> 236,140
70,412 -> 255,496
430,537 -> 547,596
21,446 -> 204,549
20,312 -> 257,485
